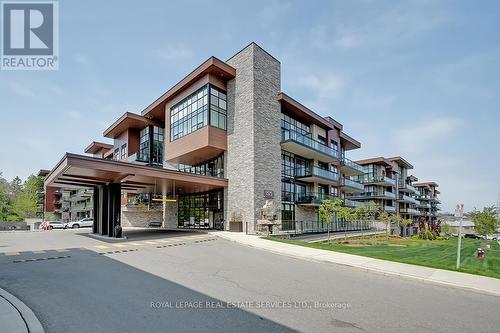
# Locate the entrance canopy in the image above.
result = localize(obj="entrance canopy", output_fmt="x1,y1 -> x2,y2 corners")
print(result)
44,153 -> 228,195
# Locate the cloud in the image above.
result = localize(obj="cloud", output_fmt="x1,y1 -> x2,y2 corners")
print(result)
156,43 -> 194,61
302,74 -> 343,98
393,116 -> 462,154
6,81 -> 35,97
64,111 -> 82,120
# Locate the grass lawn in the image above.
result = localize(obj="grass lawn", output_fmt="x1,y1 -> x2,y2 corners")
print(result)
265,235 -> 500,279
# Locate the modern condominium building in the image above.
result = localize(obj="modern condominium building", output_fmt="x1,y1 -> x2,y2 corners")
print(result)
42,43 -> 369,236
43,42 -> 439,237
414,182 -> 441,227
347,156 -> 440,235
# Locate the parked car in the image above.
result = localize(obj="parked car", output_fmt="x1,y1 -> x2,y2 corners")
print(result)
464,234 -> 482,239
65,218 -> 93,229
40,221 -> 66,230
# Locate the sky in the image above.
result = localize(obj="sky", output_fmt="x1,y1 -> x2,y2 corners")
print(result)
1,0 -> 499,213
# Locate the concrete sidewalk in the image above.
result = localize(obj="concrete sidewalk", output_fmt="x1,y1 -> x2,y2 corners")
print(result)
210,231 -> 500,297
0,288 -> 44,333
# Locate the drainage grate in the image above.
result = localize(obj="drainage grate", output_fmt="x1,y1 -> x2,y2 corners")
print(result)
98,249 -> 139,255
13,255 -> 71,263
156,243 -> 186,249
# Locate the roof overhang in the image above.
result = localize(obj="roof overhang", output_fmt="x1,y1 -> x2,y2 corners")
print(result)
37,169 -> 50,177
84,141 -> 114,154
356,157 -> 393,167
414,182 -> 438,188
278,93 -> 335,130
103,112 -> 164,139
388,156 -> 414,169
44,153 -> 228,195
407,175 -> 418,182
340,132 -> 361,150
141,57 -> 236,120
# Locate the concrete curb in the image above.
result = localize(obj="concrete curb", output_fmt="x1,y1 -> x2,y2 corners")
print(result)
0,288 -> 44,333
210,232 -> 500,298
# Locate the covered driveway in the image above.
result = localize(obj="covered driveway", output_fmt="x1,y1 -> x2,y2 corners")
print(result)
44,153 -> 227,237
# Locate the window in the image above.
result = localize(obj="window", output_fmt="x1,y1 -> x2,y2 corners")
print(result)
113,148 -> 119,160
331,140 -> 338,151
170,85 -> 208,141
139,127 -> 150,161
178,155 -> 224,178
121,144 -> 127,160
318,135 -> 327,145
281,113 -> 310,136
152,126 -> 164,164
209,86 -> 227,130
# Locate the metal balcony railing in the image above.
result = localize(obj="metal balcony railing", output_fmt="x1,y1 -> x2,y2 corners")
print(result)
341,178 -> 365,191
295,166 -> 339,182
281,130 -> 339,160
341,157 -> 364,173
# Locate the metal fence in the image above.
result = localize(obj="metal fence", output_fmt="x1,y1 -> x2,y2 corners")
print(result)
246,220 -> 374,236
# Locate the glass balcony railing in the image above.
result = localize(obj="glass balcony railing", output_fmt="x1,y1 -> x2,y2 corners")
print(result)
282,191 -> 336,204
346,191 -> 396,199
341,178 -> 365,191
281,130 -> 339,160
356,174 -> 396,186
341,157 -> 364,173
398,194 -> 419,204
344,198 -> 368,207
384,205 -> 396,212
295,166 -> 339,182
295,192 -> 335,205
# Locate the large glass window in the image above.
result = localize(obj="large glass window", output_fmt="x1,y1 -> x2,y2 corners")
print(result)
169,84 -> 228,142
121,144 -> 127,160
281,113 -> 311,137
170,85 -> 208,141
139,127 -> 150,161
209,86 -> 227,130
152,126 -> 164,165
178,155 -> 224,178
178,190 -> 223,228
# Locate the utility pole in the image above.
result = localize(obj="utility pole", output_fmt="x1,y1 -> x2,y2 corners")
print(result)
455,203 -> 464,269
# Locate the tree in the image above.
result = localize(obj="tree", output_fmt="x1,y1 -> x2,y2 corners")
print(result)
399,218 -> 413,237
472,207 -> 498,238
390,214 -> 403,236
12,175 -> 44,221
355,205 -> 369,237
367,201 -> 379,230
9,176 -> 22,201
0,172 -> 11,221
337,206 -> 357,240
319,198 -> 343,240
379,211 -> 391,238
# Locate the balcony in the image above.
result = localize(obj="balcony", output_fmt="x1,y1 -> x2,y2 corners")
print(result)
400,208 -> 420,215
281,130 -> 339,163
341,178 -> 365,192
344,198 -> 368,208
399,183 -> 418,194
295,166 -> 339,184
398,194 -> 419,205
418,194 -> 431,201
293,192 -> 335,206
340,157 -> 365,176
384,205 -> 396,213
346,191 -> 396,200
358,175 -> 396,186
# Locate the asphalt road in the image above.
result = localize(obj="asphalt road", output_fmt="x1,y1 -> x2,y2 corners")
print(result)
1,230 -> 499,332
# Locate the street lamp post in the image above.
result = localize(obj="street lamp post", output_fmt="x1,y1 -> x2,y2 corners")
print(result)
455,203 -> 464,269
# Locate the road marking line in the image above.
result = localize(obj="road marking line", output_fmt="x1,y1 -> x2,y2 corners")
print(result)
55,249 -> 69,252
4,252 -> 20,256
128,242 -> 144,246
33,250 -> 46,254
143,241 -> 159,245
111,244 -> 126,248
158,239 -> 172,243
95,245 -> 110,249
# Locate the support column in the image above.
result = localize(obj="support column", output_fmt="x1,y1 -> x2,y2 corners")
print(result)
92,187 -> 99,234
107,183 -> 121,237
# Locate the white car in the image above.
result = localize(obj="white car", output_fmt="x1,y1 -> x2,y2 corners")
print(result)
65,218 -> 93,229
